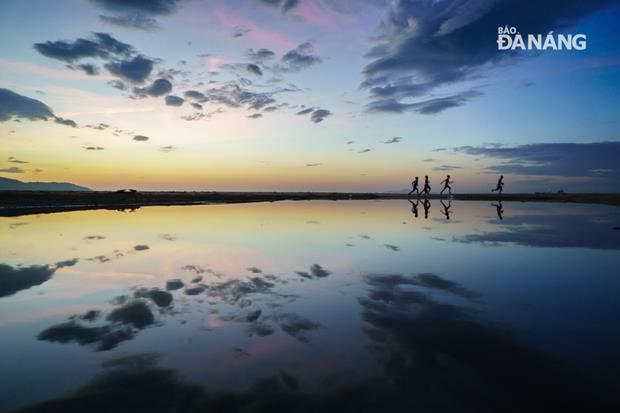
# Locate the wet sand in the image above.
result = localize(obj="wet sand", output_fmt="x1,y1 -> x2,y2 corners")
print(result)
0,191 -> 618,216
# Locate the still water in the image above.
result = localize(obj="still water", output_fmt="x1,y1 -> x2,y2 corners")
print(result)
1,200 -> 619,412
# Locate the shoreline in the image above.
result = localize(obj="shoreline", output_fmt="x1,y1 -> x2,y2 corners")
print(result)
1,191 -> 619,216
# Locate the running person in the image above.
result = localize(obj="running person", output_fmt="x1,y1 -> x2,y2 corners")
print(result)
439,175 -> 453,196
440,199 -> 452,220
408,177 -> 420,197
491,201 -> 504,220
491,175 -> 504,194
422,175 -> 432,196
423,199 -> 431,219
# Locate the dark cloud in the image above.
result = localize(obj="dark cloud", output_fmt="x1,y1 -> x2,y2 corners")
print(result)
107,80 -> 127,90
89,0 -> 184,15
454,212 -> 620,250
247,266 -> 262,274
53,116 -> 77,128
134,288 -> 173,307
133,78 -> 172,97
83,146 -> 105,151
133,135 -> 149,141
37,321 -> 135,351
432,164 -> 462,172
165,95 -> 183,106
248,113 -> 262,119
99,14 -> 160,30
366,89 -> 482,114
105,55 -> 155,84
361,0 -> 614,114
257,0 -> 300,14
0,88 -> 53,122
246,48 -> 276,61
0,166 -> 25,173
0,263 -> 56,298
232,26 -> 251,38
190,102 -> 202,110
55,258 -> 79,268
279,42 -> 322,72
245,63 -> 263,76
107,300 -> 155,328
305,163 -> 321,167
454,142 -> 620,188
296,264 -> 331,280
296,107 -> 314,115
183,90 -> 208,102
274,313 -> 320,343
166,279 -> 184,290
383,137 -> 402,144
133,244 -> 150,251
8,156 -> 28,164
34,32 -> 133,62
72,63 -> 100,75
383,244 -> 400,251
310,108 -> 331,123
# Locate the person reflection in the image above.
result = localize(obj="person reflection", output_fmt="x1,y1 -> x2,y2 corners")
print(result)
423,199 -> 431,219
491,201 -> 504,220
440,199 -> 453,220
408,198 -> 419,218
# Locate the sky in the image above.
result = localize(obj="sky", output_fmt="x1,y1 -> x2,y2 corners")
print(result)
1,0 -> 619,192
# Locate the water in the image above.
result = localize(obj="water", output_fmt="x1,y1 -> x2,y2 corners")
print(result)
1,200 -> 619,412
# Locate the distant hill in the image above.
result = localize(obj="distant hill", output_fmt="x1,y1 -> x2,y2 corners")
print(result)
0,177 -> 91,191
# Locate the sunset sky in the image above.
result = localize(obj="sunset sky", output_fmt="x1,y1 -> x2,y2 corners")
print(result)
1,0 -> 619,192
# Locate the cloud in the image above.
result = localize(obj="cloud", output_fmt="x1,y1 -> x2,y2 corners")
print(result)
133,135 -> 149,141
34,32 -> 133,62
190,102 -> 202,110
107,300 -> 155,328
133,244 -> 150,251
257,0 -> 300,14
248,113 -> 262,119
279,42 -> 322,72
296,107 -> 314,115
245,63 -> 263,76
0,263 -> 56,298
166,279 -> 184,290
134,288 -> 173,307
246,48 -> 276,61
159,145 -> 176,152
296,264 -> 331,280
305,163 -> 322,167
37,321 -> 135,351
232,26 -> 251,38
183,90 -> 208,102
54,116 -> 77,127
71,63 -> 100,75
89,0 -> 184,15
0,166 -> 25,173
454,141 -> 620,188
105,55 -> 155,84
367,89 -> 483,114
83,146 -> 105,151
383,244 -> 400,251
384,137 -> 402,144
0,88 -> 53,122
8,157 -> 28,164
361,0 -> 614,114
99,14 -> 160,30
310,108 -> 331,123
453,212 -> 620,250
432,164 -> 462,172
134,78 -> 173,97
166,95 -> 185,106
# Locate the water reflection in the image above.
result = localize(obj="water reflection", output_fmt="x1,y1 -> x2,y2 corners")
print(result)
0,200 -> 619,412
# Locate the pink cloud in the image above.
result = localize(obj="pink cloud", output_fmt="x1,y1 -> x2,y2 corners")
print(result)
212,7 -> 295,51
292,2 -> 338,27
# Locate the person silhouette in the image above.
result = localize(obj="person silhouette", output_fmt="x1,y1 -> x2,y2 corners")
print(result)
440,199 -> 452,220
408,177 -> 420,197
422,175 -> 432,196
491,175 -> 504,195
491,201 -> 504,220
440,175 -> 454,196
423,199 -> 431,219
408,198 -> 419,218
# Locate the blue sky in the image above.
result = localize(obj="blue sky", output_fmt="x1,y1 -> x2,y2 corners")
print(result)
1,0 -> 619,192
